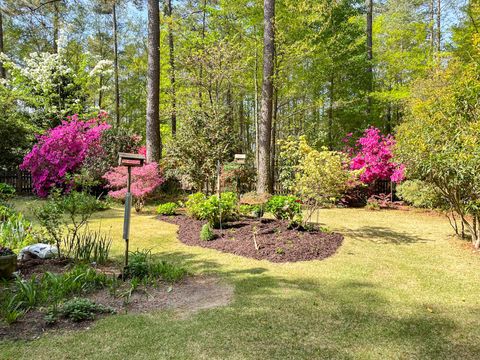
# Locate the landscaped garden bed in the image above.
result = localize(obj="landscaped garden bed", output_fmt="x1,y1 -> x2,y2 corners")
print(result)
160,215 -> 343,263
0,257 -> 232,341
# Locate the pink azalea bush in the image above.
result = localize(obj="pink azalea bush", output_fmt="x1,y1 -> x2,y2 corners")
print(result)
347,127 -> 405,184
103,162 -> 164,212
21,113 -> 111,197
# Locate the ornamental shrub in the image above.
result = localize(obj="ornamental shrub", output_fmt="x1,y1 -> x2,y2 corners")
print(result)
0,183 -> 15,201
103,162 -> 164,212
200,223 -> 215,241
396,180 -> 444,209
346,127 -> 405,184
20,113 -> 111,197
156,202 -> 178,216
186,192 -> 238,227
265,195 -> 302,222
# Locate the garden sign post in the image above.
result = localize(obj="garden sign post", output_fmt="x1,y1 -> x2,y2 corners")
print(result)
118,153 -> 145,268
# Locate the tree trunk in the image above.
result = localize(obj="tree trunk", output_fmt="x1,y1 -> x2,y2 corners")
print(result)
328,74 -> 334,150
113,2 -> 120,126
254,36 -> 259,170
257,0 -> 275,194
366,0 -> 373,116
198,0 -> 207,107
430,0 -> 435,53
165,0 -> 177,136
269,88 -> 278,192
436,0 -> 441,52
0,10 -> 5,79
53,2 -> 59,53
146,0 -> 162,162
239,94 -> 245,152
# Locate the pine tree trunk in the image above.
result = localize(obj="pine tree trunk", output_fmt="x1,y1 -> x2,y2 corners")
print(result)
165,0 -> 177,136
328,74 -> 334,150
113,2 -> 120,126
436,0 -> 441,52
366,0 -> 373,116
0,10 -> 5,79
146,0 -> 162,162
53,2 -> 59,53
257,0 -> 275,194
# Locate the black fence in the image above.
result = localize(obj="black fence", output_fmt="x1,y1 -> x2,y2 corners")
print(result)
0,170 -> 33,195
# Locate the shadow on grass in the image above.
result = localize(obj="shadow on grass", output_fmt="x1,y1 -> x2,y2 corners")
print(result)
342,226 -> 431,245
143,250 -> 478,359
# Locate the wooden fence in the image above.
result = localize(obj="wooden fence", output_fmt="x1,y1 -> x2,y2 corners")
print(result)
0,170 -> 33,195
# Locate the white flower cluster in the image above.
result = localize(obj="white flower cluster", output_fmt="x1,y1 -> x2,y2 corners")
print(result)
89,59 -> 114,77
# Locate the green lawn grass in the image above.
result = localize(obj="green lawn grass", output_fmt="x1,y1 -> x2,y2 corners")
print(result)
1,204 -> 480,359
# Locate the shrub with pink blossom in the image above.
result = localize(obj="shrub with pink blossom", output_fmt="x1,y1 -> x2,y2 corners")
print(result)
20,114 -> 111,197
347,127 -> 405,184
102,162 -> 164,212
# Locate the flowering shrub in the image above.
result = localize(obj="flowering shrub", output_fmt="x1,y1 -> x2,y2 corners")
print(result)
21,114 -> 110,197
346,127 -> 405,184
103,162 -> 164,212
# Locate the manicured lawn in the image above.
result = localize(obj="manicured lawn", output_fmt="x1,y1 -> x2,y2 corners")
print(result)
1,205 -> 480,359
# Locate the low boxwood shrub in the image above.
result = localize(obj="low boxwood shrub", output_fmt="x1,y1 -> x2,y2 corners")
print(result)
47,297 -> 115,323
265,195 -> 302,221
156,202 -> 178,216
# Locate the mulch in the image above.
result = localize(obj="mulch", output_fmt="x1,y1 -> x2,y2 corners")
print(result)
159,215 -> 343,263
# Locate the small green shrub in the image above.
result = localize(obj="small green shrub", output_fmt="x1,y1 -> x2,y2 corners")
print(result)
123,249 -> 187,283
396,180 -> 444,209
54,297 -> 115,322
200,223 -> 215,241
0,212 -> 37,251
265,195 -> 302,221
186,192 -> 238,227
0,183 -> 15,201
156,202 -> 178,216
0,204 -> 16,222
185,192 -> 207,219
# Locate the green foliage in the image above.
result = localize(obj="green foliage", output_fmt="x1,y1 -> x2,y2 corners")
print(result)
295,148 -> 352,223
277,136 -> 312,193
186,192 -> 238,227
0,183 -> 15,201
266,196 -> 302,222
52,297 -> 115,323
62,228 -> 112,265
239,204 -> 263,218
0,212 -> 37,252
123,249 -> 187,283
200,223 -> 215,242
156,202 -> 179,216
35,191 -> 102,258
396,180 -> 444,209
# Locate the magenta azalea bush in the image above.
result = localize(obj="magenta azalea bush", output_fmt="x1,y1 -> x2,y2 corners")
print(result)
21,114 -> 111,197
102,162 -> 164,211
346,127 -> 405,184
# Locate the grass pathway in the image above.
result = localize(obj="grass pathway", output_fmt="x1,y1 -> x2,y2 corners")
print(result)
1,206 -> 479,359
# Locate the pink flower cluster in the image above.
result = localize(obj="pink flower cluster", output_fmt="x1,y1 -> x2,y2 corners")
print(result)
348,127 -> 405,184
102,162 -> 164,200
21,114 -> 111,197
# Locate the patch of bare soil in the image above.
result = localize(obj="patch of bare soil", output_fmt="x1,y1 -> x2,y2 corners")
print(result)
1,266 -> 233,341
159,215 -> 343,263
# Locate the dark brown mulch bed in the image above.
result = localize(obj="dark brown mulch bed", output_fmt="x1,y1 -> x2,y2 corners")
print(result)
159,215 -> 343,263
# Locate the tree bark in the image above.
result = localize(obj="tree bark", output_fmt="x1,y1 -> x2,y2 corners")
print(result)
165,0 -> 177,136
328,74 -> 334,150
257,0 -> 275,194
113,2 -> 120,126
269,88 -> 278,192
436,0 -> 441,52
0,10 -> 5,79
366,0 -> 373,116
53,2 -> 59,53
146,0 -> 162,162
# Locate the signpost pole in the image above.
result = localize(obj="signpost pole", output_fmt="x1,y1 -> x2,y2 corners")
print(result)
123,166 -> 132,268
